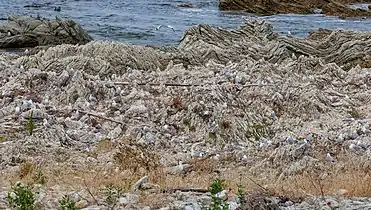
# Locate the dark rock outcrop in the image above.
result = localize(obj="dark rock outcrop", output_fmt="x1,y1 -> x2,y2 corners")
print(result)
0,15 -> 92,49
177,3 -> 199,8
219,0 -> 371,18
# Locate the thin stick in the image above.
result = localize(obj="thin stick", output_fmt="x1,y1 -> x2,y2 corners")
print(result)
112,81 -> 314,90
162,188 -> 209,193
246,175 -> 270,193
113,82 -> 269,88
114,82 -> 203,87
73,109 -> 124,125
83,179 -> 99,205
184,153 -> 216,165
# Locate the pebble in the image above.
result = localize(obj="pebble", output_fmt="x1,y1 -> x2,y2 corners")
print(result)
347,132 -> 359,140
86,157 -> 96,163
336,134 -> 345,142
215,190 -> 228,200
64,118 -> 84,129
81,205 -> 108,210
119,193 -> 140,205
131,176 -> 148,192
286,136 -> 297,144
21,109 -> 47,119
76,200 -> 89,209
107,125 -> 122,139
306,133 -> 313,141
184,202 -> 202,210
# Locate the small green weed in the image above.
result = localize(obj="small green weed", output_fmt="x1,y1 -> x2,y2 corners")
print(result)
7,182 -> 35,210
26,111 -> 35,136
249,123 -> 270,142
59,195 -> 77,210
348,107 -> 363,119
208,178 -> 228,210
237,184 -> 246,207
32,169 -> 46,185
237,120 -> 274,143
0,136 -> 6,143
103,184 -> 123,206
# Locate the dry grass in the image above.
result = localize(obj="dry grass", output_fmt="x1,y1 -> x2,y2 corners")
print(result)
94,139 -> 116,153
275,170 -> 371,198
113,145 -> 159,174
2,139 -> 371,208
1,159 -> 371,208
19,161 -> 36,179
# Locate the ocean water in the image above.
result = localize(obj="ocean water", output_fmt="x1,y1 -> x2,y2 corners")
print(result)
1,0 -> 371,46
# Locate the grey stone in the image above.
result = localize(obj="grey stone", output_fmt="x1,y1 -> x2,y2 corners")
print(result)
58,70 -> 70,87
185,205 -> 195,210
228,201 -> 238,210
119,193 -> 140,205
131,176 -> 148,192
81,205 -> 108,210
107,125 -> 122,139
165,162 -> 193,175
21,109 -> 47,119
216,190 -> 228,200
0,191 -> 7,201
64,118 -> 83,129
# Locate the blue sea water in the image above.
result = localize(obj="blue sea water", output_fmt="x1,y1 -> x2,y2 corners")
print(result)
1,0 -> 371,46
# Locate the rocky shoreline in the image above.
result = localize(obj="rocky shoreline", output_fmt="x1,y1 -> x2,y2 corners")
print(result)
1,15 -> 371,209
219,0 -> 371,18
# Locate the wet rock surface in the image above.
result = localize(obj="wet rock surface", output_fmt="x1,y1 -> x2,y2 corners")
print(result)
1,19 -> 371,209
0,15 -> 92,49
219,0 -> 371,18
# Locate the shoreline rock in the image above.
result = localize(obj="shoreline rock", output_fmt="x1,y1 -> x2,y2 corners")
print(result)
219,0 -> 371,18
0,15 -> 92,49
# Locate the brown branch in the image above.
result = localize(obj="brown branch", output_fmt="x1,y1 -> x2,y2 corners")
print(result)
245,175 -> 270,194
83,179 -> 99,205
112,81 -> 313,89
73,109 -> 124,125
113,81 -> 269,88
162,188 -> 209,194
113,82 -> 203,87
184,153 -> 216,165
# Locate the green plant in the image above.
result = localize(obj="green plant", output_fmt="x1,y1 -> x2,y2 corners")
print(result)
208,178 -> 228,210
0,136 -> 5,143
59,195 -> 77,210
348,107 -> 363,119
19,162 -> 35,179
209,178 -> 224,195
237,184 -> 246,207
103,184 -> 123,206
249,123 -> 270,142
7,182 -> 35,210
237,120 -> 274,143
33,169 -> 46,185
26,111 -> 35,136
